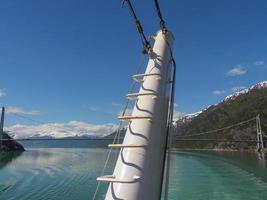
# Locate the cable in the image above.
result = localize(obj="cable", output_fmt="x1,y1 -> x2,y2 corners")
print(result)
11,113 -> 49,125
176,117 -> 256,138
158,31 -> 176,200
122,0 -> 151,53
9,113 -> 83,135
153,0 -> 166,30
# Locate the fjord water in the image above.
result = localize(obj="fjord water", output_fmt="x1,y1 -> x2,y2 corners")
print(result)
0,146 -> 267,200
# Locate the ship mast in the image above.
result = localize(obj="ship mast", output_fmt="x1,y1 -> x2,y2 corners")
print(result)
96,1 -> 175,199
101,31 -> 174,200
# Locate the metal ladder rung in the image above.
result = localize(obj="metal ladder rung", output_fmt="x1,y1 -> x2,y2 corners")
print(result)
118,116 -> 153,122
97,175 -> 140,183
132,73 -> 161,83
132,73 -> 161,78
126,92 -> 158,100
108,144 -> 147,148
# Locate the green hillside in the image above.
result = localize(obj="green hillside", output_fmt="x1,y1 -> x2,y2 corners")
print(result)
172,83 -> 267,151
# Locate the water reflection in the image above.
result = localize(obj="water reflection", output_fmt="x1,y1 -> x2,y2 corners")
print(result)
0,148 -> 117,200
0,151 -> 23,169
0,149 -> 267,200
168,150 -> 267,200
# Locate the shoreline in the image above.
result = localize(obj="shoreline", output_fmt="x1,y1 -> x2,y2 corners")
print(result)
170,148 -> 260,153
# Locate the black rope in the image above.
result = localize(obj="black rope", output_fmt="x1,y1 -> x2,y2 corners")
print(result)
9,113 -> 82,134
11,113 -> 47,125
153,0 -> 167,31
122,0 -> 151,54
159,36 -> 176,200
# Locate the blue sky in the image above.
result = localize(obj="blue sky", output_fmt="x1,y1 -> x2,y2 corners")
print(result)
0,0 -> 266,136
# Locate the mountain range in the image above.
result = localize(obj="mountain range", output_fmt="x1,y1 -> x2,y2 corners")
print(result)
172,81 -> 267,150
10,81 -> 267,152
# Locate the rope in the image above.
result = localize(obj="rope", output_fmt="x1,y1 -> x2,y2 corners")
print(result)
92,53 -> 145,200
176,117 -> 256,138
11,113 -> 48,125
153,0 -> 166,30
122,0 -> 151,53
8,113 -> 85,136
159,31 -> 176,200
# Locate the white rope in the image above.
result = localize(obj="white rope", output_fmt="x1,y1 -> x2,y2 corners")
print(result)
176,117 -> 256,138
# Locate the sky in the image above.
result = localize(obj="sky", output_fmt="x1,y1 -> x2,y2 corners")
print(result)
0,0 -> 266,137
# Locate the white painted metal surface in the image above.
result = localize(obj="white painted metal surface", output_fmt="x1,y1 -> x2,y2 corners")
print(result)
103,30 -> 174,200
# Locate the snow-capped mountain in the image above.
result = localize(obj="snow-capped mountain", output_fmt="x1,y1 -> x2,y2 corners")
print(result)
224,81 -> 267,102
172,80 -> 267,150
178,81 -> 267,123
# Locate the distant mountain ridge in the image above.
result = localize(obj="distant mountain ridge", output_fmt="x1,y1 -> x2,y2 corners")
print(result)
12,81 -> 267,152
26,134 -> 104,140
22,129 -> 126,140
172,81 -> 267,150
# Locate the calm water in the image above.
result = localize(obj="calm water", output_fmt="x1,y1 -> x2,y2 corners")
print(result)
0,146 -> 267,200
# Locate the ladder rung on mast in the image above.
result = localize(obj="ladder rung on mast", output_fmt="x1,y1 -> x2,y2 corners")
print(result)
97,175 -> 140,183
108,144 -> 147,148
132,73 -> 161,83
118,116 -> 153,122
126,92 -> 158,100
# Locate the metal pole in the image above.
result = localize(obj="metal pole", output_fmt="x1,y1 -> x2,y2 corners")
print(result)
103,30 -> 174,200
0,107 -> 5,152
256,116 -> 259,150
256,114 -> 264,151
258,115 -> 264,150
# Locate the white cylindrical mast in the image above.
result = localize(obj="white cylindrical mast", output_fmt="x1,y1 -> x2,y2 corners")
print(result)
99,30 -> 174,200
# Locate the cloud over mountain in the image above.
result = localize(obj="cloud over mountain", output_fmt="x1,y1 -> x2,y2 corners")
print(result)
173,110 -> 186,121
231,86 -> 246,93
213,90 -> 225,95
6,121 -> 118,139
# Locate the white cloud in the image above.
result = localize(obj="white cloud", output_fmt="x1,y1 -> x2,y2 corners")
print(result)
231,86 -> 246,93
173,110 -> 186,121
226,65 -> 246,76
213,90 -> 225,95
254,61 -> 264,66
89,106 -> 97,111
6,121 -> 118,139
0,89 -> 6,97
111,102 -> 122,107
6,106 -> 42,115
174,103 -> 178,108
